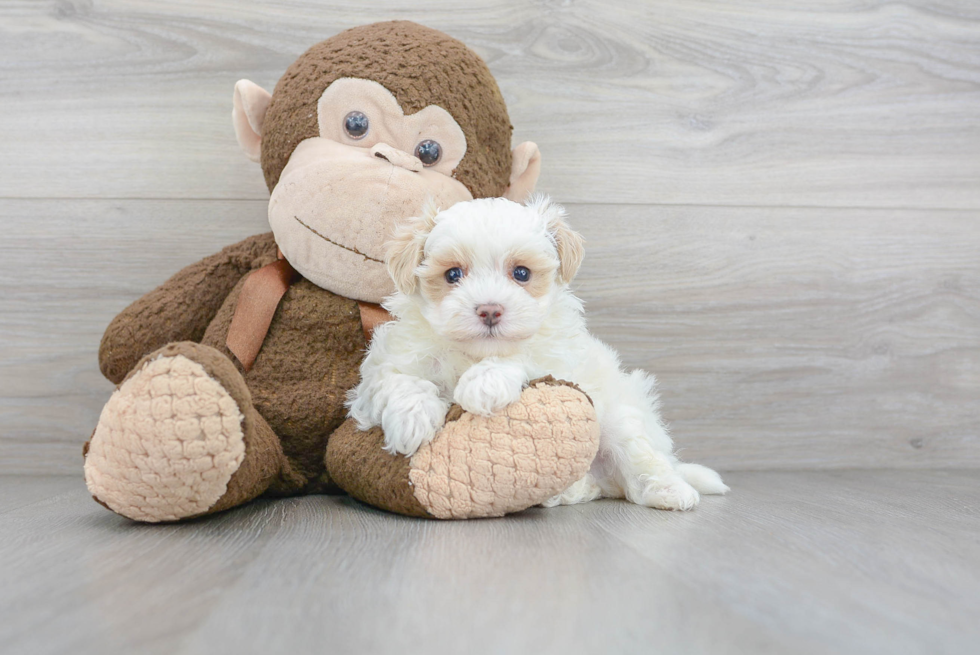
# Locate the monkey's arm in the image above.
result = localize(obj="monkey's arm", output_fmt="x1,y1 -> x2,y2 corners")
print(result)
99,233 -> 278,384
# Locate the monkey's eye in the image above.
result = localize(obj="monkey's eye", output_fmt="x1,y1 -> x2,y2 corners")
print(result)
415,140 -> 442,166
344,111 -> 369,139
513,266 -> 531,283
444,267 -> 464,284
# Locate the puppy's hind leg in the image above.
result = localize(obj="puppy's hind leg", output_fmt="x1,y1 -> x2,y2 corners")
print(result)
599,370 -> 700,510
615,436 -> 700,511
541,472 -> 603,508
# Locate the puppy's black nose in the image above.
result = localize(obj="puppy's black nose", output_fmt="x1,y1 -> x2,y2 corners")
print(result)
476,304 -> 504,327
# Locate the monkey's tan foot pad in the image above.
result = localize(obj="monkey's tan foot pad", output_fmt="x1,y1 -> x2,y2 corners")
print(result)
84,351 -> 247,522
326,377 -> 600,519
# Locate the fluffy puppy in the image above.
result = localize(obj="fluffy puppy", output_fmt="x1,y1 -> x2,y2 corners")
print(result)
347,196 -> 728,510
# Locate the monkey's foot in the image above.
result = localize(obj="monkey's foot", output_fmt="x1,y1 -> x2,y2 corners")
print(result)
84,342 -> 285,522
326,377 -> 600,519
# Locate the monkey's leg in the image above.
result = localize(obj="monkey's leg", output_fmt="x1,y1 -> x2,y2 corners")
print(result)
84,342 -> 301,522
326,377 -> 600,519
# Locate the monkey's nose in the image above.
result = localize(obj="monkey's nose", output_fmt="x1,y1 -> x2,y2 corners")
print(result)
371,143 -> 422,172
476,304 -> 504,327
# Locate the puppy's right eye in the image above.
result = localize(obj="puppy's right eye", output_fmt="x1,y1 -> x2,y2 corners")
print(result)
444,267 -> 464,284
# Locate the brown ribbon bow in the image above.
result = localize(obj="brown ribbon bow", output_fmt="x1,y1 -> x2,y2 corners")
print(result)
226,250 -> 392,372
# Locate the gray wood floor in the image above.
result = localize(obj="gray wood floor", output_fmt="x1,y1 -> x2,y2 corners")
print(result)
1,471 -> 978,655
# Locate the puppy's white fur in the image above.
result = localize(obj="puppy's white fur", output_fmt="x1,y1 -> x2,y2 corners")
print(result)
347,196 -> 728,510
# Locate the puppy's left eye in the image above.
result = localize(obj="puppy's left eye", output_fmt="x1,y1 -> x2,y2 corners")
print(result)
512,266 -> 531,283
445,267 -> 464,284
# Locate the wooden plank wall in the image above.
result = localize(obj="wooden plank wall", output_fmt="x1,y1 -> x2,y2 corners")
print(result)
1,0 -> 978,474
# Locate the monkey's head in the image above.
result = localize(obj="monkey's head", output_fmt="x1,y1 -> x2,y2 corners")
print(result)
232,21 -> 541,303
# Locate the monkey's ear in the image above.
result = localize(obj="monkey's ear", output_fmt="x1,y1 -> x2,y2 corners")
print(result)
504,142 -> 542,203
385,201 -> 441,295
233,80 -> 273,163
527,195 -> 584,283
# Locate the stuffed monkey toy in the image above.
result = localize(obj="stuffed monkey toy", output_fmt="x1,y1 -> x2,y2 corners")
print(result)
83,21 -> 599,521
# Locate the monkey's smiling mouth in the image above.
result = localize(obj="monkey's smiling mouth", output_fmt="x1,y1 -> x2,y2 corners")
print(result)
293,215 -> 383,263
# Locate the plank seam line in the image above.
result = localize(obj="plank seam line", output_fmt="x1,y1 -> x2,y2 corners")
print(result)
1,197 -> 977,213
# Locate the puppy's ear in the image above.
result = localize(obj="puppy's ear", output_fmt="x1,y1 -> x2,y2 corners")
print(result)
385,200 -> 440,294
526,194 -> 585,283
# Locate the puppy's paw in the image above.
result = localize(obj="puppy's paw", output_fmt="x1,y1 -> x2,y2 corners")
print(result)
381,383 -> 448,456
453,359 -> 526,417
629,477 -> 700,511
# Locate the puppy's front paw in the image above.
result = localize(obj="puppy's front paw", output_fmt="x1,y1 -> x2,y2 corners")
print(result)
629,477 -> 700,511
381,384 -> 448,456
453,359 -> 526,417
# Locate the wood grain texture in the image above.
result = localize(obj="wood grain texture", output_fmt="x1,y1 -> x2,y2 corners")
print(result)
1,1 -> 978,473
1,0 -> 979,207
0,471 -> 977,655
2,4 -> 977,650
572,203 -> 980,469
2,199 -> 977,473
0,198 -> 268,475
0,475 -> 80,515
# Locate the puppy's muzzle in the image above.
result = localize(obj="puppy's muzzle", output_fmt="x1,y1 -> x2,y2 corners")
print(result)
476,304 -> 504,327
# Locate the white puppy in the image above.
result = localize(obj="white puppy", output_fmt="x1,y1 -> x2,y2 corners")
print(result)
347,196 -> 728,510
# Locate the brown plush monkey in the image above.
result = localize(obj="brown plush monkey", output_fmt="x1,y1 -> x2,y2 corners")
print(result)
84,21 -> 599,522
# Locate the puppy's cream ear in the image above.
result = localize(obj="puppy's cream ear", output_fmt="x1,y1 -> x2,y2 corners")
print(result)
233,79 -> 272,163
385,200 -> 441,294
527,194 -> 584,283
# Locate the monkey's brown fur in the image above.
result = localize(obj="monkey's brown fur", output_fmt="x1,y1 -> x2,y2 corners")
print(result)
261,21 -> 514,197
85,22 -> 599,521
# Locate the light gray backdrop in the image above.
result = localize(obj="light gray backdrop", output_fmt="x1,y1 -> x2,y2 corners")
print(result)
2,0 -> 978,474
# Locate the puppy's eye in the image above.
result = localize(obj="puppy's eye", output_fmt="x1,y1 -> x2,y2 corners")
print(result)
512,266 -> 531,283
444,267 -> 464,284
415,139 -> 441,166
344,111 -> 369,139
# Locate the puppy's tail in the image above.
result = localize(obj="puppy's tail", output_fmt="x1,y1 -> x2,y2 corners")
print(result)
677,463 -> 729,495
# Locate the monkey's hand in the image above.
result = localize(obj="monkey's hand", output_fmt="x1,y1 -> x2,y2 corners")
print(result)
99,234 -> 276,384
453,358 -> 528,417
